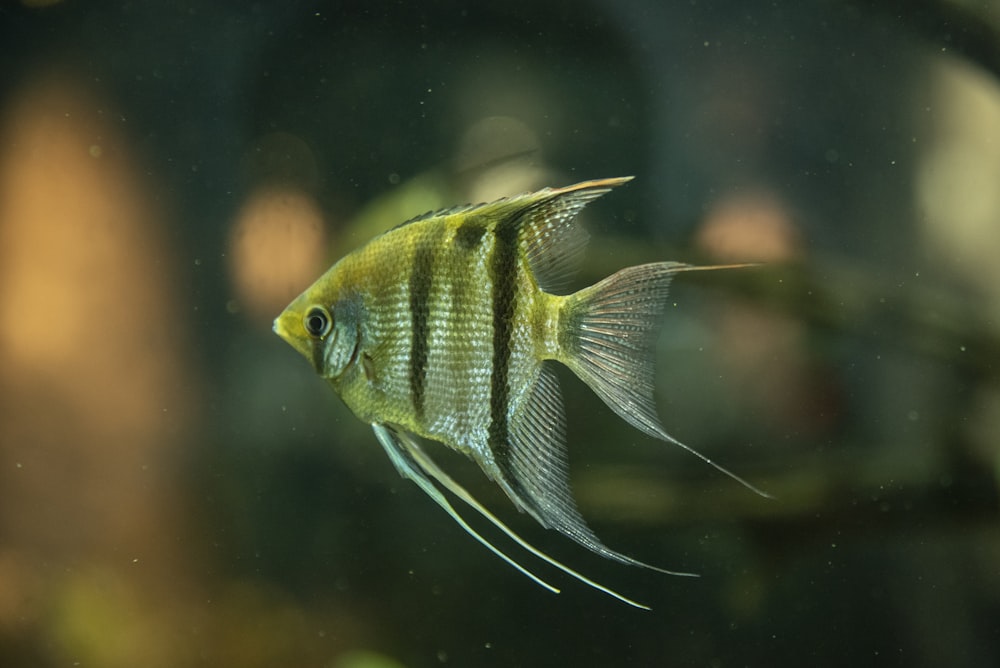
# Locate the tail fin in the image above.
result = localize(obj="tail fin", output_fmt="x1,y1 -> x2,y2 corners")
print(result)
560,262 -> 771,498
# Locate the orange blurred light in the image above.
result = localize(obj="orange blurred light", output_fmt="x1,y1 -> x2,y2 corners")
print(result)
696,190 -> 802,263
228,186 -> 329,323
0,71 -> 196,665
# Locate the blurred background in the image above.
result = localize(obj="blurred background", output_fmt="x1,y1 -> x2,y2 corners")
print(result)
2,0 -> 999,666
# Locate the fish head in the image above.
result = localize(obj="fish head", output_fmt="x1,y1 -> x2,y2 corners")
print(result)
273,275 -> 362,381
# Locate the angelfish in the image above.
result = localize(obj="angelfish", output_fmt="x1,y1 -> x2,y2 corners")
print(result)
273,176 -> 765,609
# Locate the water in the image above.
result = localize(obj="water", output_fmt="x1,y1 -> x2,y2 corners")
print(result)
1,1 -> 998,666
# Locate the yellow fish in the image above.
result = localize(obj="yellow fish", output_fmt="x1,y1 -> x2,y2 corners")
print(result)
274,176 -> 765,608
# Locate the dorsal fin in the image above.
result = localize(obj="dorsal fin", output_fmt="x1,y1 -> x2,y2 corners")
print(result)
515,177 -> 632,293
393,201 -> 481,229
394,177 -> 633,293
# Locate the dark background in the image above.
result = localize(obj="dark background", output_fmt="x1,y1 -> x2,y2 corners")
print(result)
2,1 -> 999,666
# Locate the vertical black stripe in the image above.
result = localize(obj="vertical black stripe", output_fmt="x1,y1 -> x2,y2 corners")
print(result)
311,341 -> 326,376
455,216 -> 487,250
488,219 -> 520,468
409,236 -> 435,422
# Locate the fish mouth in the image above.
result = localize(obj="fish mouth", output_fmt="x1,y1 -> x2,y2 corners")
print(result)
272,317 -> 289,343
272,310 -> 295,342
273,307 -> 317,368
272,311 -> 298,349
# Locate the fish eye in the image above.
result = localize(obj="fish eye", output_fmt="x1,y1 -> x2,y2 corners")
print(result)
303,306 -> 332,339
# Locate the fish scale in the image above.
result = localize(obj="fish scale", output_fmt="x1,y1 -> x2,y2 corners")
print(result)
274,176 -> 767,608
423,220 -> 494,451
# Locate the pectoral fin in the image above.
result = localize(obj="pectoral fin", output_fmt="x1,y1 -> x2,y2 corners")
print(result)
372,423 -> 660,609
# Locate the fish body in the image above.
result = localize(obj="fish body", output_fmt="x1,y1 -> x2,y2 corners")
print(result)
274,177 -> 762,608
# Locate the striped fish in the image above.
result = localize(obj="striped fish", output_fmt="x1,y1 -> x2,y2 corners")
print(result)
273,176 -> 765,608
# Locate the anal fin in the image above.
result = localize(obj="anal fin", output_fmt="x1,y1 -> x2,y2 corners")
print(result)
495,363 -> 694,574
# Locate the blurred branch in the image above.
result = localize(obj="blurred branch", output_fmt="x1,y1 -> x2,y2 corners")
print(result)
574,237 -> 1000,527
578,443 -> 999,525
